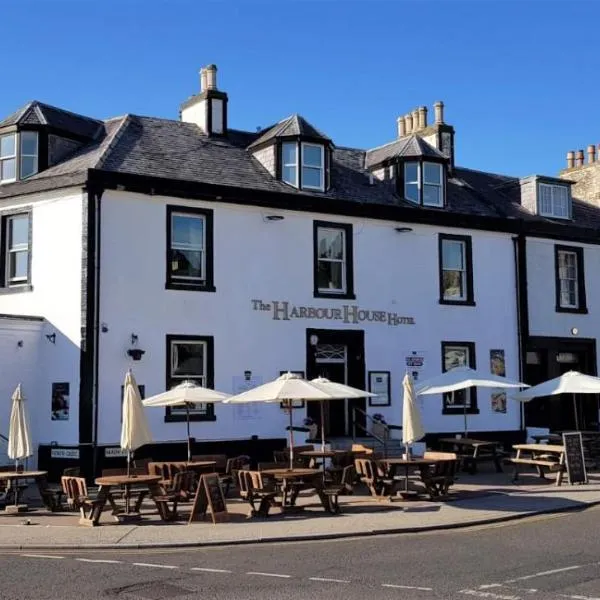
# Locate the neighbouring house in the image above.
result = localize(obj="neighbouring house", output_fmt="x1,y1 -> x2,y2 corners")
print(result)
1,64 -> 600,477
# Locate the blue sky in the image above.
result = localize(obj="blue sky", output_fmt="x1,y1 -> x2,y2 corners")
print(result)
2,0 -> 599,176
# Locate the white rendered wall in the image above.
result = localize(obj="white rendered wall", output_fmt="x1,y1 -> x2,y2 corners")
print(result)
0,189 -> 83,446
96,190 -> 520,445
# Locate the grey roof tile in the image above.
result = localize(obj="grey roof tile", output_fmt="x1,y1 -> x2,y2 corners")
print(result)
365,135 -> 446,168
248,114 -> 331,149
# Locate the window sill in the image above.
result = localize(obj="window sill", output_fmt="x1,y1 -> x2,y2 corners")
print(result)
439,298 -> 476,307
314,291 -> 356,300
0,284 -> 33,295
164,414 -> 217,423
555,306 -> 588,314
442,408 -> 480,415
165,282 -> 216,293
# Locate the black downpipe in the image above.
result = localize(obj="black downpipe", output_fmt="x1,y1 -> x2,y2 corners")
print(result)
513,232 -> 529,431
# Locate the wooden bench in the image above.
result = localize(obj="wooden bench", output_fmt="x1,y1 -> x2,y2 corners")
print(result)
152,471 -> 195,521
220,455 -> 250,496
421,452 -> 460,498
321,465 -> 354,513
355,458 -> 395,499
238,470 -> 278,517
62,476 -> 114,526
506,444 -> 566,485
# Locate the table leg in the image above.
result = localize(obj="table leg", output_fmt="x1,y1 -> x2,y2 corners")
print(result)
492,447 -> 503,473
5,477 -> 28,514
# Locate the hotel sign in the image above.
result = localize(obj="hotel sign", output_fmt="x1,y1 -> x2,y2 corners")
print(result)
251,299 -> 415,326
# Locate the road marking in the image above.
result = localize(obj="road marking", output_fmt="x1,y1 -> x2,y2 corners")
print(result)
309,577 -> 350,583
21,554 -> 64,560
131,562 -> 179,569
504,565 -> 583,583
460,590 -> 522,599
191,567 -> 233,573
382,583 -> 433,591
246,571 -> 291,578
76,558 -> 123,564
560,595 -> 600,600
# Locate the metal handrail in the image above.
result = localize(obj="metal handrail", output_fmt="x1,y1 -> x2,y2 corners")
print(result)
0,433 -> 7,443
351,406 -> 389,457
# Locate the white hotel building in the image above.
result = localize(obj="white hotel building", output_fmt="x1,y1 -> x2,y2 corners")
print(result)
0,65 -> 599,478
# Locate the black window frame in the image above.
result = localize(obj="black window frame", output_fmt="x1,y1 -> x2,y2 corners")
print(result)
0,208 -> 33,293
438,233 -> 475,306
165,334 -> 216,422
554,244 -> 587,314
165,205 -> 215,292
397,159 -> 447,207
313,220 -> 355,300
441,341 -> 479,415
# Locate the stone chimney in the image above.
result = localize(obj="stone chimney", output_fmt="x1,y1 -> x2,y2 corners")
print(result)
434,101 -> 444,124
411,109 -> 419,131
576,150 -> 585,167
418,106 -> 428,130
404,113 -> 413,135
180,63 -> 228,136
588,145 -> 596,164
566,151 -> 575,169
559,143 -> 600,208
397,116 -> 406,137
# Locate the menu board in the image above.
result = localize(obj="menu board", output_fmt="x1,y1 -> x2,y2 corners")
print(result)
188,473 -> 228,524
563,432 -> 588,485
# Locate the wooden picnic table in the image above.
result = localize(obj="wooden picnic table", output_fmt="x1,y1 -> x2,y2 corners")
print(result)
438,437 -> 503,474
508,444 -> 566,485
260,467 -> 327,509
378,457 -> 447,498
91,474 -> 164,524
0,470 -> 48,513
148,460 -> 216,486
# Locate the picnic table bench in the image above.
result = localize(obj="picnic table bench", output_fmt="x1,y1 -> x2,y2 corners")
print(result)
505,444 -> 565,485
438,438 -> 503,474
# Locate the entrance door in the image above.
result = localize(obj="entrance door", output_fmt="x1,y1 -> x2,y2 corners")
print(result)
306,329 -> 366,437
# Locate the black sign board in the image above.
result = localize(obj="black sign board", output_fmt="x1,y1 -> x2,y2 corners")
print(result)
563,432 -> 588,485
188,473 -> 228,524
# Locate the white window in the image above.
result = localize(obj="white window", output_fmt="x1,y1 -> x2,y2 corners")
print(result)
317,227 -> 346,293
442,342 -> 476,410
302,143 -> 324,190
557,250 -> 578,308
441,237 -> 468,301
423,162 -> 443,207
170,212 -> 205,282
168,338 -> 211,417
6,214 -> 30,285
0,134 -> 17,183
539,183 -> 570,219
282,142 -> 298,187
20,132 -> 38,179
404,162 -> 419,203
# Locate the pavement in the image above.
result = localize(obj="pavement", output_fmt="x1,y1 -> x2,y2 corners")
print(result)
1,470 -> 600,550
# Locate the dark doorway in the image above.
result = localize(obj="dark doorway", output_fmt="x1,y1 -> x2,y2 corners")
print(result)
306,329 -> 365,437
524,337 -> 598,432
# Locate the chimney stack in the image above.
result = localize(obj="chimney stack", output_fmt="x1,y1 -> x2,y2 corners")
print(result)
434,101 -> 444,124
405,113 -> 413,134
588,145 -> 596,164
205,64 -> 218,90
411,109 -> 419,131
397,116 -> 406,137
566,151 -> 575,169
576,149 -> 585,167
200,68 -> 208,92
418,106 -> 428,129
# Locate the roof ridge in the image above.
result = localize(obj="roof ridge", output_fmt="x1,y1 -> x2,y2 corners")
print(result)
34,100 -> 104,125
32,103 -> 47,125
454,165 -> 518,180
93,115 -> 133,170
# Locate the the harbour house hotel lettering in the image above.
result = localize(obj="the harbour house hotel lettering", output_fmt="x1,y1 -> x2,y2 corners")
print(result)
1,64 -> 600,476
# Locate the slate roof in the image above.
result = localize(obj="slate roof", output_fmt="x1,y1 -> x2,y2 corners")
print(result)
365,135 -> 446,168
248,114 -> 331,149
2,101 -> 600,233
0,101 -> 103,140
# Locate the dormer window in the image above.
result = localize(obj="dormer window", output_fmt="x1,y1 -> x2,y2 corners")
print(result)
539,183 -> 570,219
403,161 -> 444,207
0,131 -> 38,183
281,141 -> 325,191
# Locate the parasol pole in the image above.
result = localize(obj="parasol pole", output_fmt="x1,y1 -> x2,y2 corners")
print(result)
464,401 -> 468,438
320,400 -> 326,452
288,401 -> 294,470
573,393 -> 580,431
186,403 -> 192,462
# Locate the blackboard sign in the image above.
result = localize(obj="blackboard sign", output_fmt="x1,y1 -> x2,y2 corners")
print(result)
563,432 -> 588,485
188,473 -> 228,524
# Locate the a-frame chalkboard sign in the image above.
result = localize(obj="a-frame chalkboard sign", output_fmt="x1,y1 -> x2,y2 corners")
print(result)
188,473 -> 229,524
562,432 -> 588,485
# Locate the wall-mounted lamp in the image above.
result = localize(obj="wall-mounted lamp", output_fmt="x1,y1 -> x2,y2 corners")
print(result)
309,334 -> 319,346
244,370 -> 252,381
17,340 -> 23,348
126,333 -> 145,361
101,323 -> 109,333
45,333 -> 56,344
394,227 -> 413,233
264,215 -> 285,222
571,327 -> 579,336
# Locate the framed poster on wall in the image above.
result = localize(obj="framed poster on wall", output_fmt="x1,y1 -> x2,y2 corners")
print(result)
490,349 -> 507,413
51,382 -> 70,421
279,371 -> 305,408
368,371 -> 391,406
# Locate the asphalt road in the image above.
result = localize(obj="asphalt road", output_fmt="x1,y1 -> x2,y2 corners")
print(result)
1,506 -> 600,600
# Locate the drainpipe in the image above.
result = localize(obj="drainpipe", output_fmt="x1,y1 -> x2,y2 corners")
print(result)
513,233 -> 529,435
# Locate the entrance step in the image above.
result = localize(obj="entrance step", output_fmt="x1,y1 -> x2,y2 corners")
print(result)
327,437 -> 405,457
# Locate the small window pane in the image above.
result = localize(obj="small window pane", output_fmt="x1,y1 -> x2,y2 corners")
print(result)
20,131 -> 37,155
283,165 -> 297,186
423,184 -> 441,206
302,166 -> 322,189
405,162 -> 418,182
1,158 -> 16,181
282,143 -> 297,165
172,215 -> 203,248
171,249 -> 203,279
9,251 -> 28,281
405,183 -> 419,202
443,270 -> 464,299
318,229 -> 344,260
318,261 -> 343,291
303,145 -> 323,167
0,135 -> 16,158
442,240 -> 464,270
424,163 -> 441,184
172,342 -> 205,377
9,215 -> 28,247
20,156 -> 37,179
